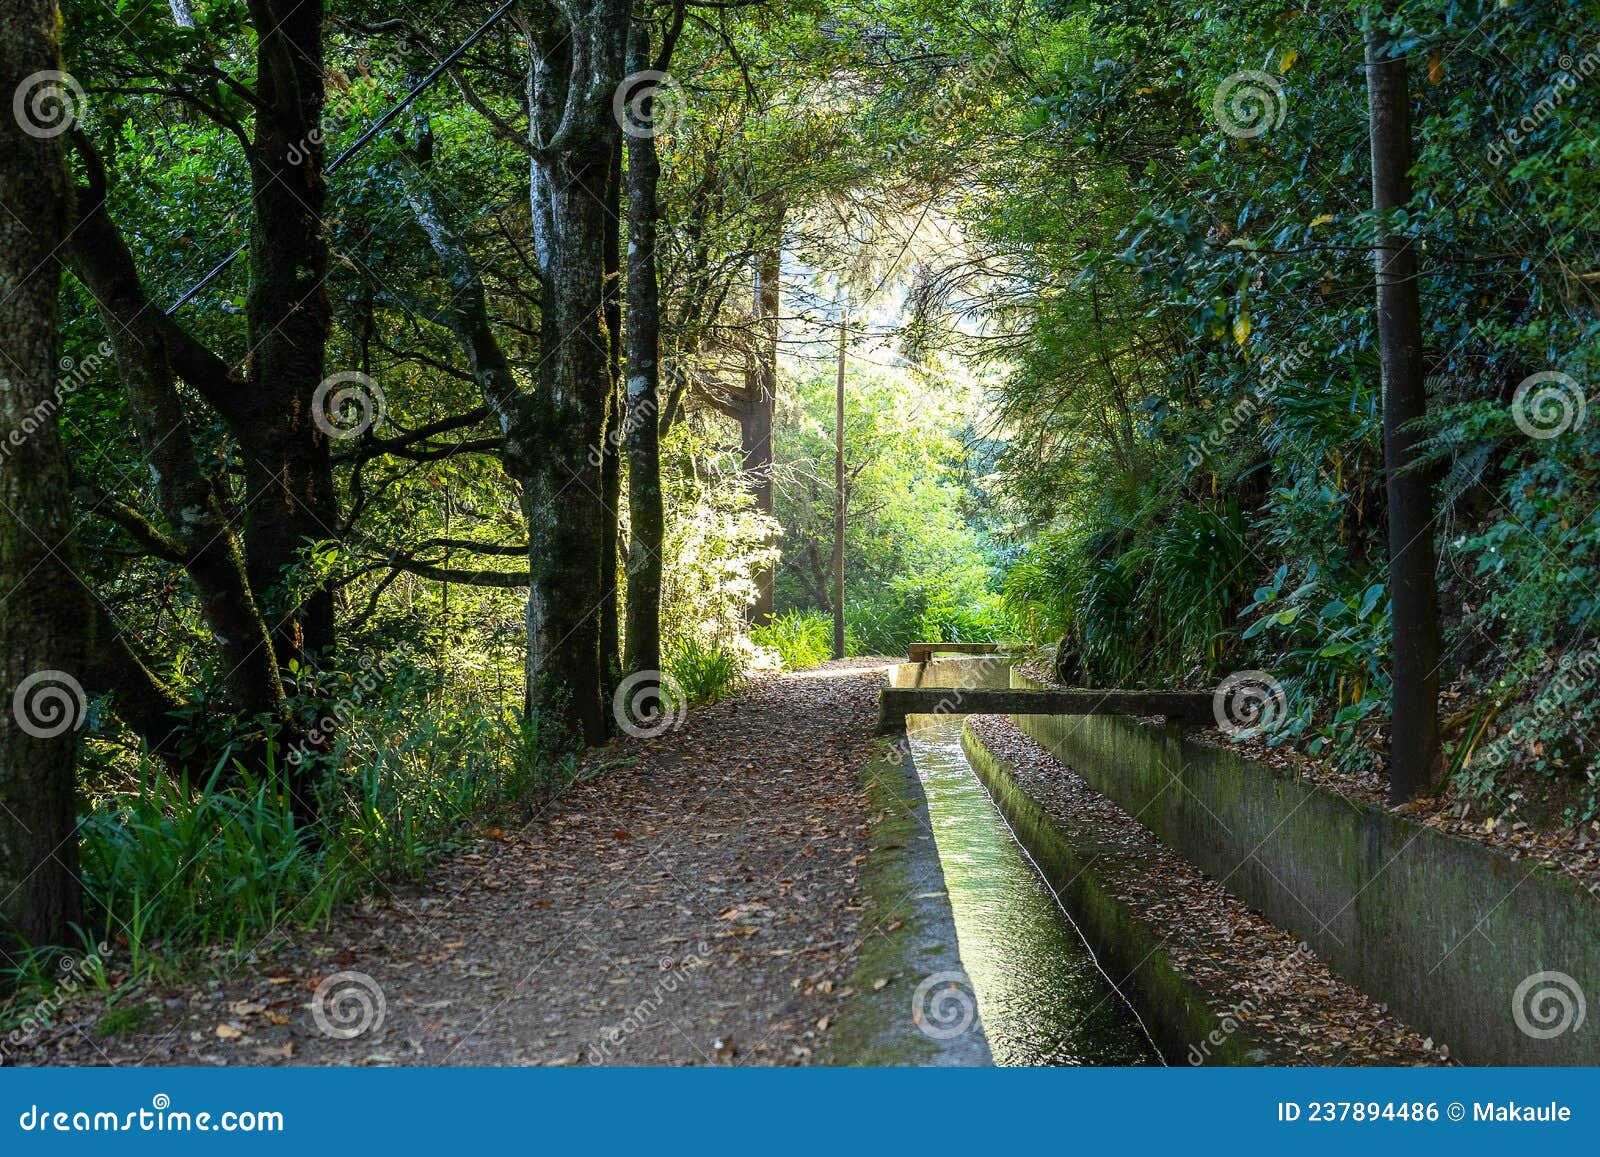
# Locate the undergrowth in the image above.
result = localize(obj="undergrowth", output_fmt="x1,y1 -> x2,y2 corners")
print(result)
751,610 -> 833,669
664,636 -> 745,705
63,657 -> 575,984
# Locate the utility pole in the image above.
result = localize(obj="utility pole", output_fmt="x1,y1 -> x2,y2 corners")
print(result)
833,313 -> 848,659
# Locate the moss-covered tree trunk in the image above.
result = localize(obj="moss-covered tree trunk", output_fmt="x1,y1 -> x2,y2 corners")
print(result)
599,136 -> 624,683
68,158 -> 287,730
0,0 -> 91,954
525,0 -> 632,744
623,26 -> 665,681
50,2 -> 324,804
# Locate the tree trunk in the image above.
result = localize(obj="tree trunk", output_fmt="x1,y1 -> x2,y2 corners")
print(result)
82,606 -> 200,780
399,172 -> 531,468
623,26 -> 665,681
525,1 -> 631,745
600,135 -> 624,682
47,2 -> 327,814
741,218 -> 783,625
1365,12 -> 1442,803
525,152 -> 612,744
242,0 -> 338,668
0,0 -> 90,954
67,166 -> 288,734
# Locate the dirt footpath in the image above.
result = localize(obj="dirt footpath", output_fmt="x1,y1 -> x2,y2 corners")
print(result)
35,663 -> 893,1067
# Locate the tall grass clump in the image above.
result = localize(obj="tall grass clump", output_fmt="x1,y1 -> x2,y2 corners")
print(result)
664,636 -> 745,705
751,610 -> 833,669
73,655 -> 572,977
77,762 -> 330,971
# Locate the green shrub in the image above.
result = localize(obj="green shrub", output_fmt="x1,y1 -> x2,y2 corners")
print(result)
847,572 -> 1007,655
1000,532 -> 1078,645
1027,499 -> 1249,686
752,610 -> 834,669
664,636 -> 745,705
1230,563 -> 1390,770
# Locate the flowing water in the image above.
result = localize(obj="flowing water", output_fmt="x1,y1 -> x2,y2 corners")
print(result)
907,712 -> 1161,1066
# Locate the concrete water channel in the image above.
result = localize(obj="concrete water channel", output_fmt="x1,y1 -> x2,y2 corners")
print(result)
905,710 -> 1160,1065
895,656 -> 1161,1066
852,653 -> 1600,1067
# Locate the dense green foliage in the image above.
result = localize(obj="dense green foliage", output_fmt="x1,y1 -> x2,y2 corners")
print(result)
75,658 -> 572,972
664,636 -> 747,707
751,611 -> 834,670
967,0 -> 1600,822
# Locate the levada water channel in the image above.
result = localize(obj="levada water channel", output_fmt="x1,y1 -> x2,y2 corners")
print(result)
902,658 -> 1160,1065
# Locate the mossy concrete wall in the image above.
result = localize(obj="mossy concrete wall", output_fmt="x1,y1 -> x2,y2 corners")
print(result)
826,735 -> 992,1066
1008,688 -> 1600,1065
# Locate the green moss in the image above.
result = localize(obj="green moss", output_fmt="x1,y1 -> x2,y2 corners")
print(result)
824,739 -> 991,1066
